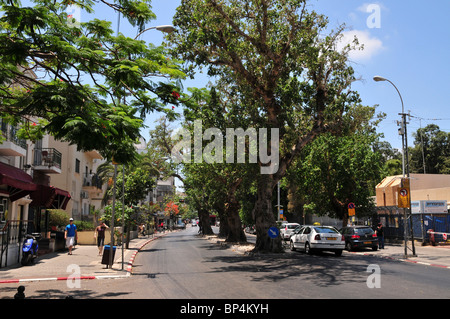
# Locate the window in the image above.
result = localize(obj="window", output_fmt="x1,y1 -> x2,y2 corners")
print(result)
0,197 -> 8,223
75,159 -> 80,173
314,227 -> 339,234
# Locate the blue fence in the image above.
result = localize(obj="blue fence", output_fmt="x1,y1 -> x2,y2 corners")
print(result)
374,212 -> 450,243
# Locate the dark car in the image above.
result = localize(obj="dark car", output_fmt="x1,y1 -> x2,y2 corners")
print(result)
339,226 -> 378,251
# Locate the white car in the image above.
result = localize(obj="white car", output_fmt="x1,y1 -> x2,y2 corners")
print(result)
290,225 -> 345,256
280,223 -> 301,240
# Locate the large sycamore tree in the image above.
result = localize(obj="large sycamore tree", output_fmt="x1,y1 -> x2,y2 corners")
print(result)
0,0 -> 184,164
170,0 -> 366,252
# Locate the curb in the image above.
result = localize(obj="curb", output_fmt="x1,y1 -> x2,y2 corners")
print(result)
0,234 -> 163,284
350,251 -> 450,270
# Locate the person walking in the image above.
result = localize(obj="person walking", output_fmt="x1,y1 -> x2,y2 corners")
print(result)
376,223 -> 385,249
65,218 -> 78,255
94,221 -> 109,256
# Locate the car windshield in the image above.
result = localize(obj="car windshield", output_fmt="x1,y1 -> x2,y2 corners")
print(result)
354,228 -> 374,235
287,225 -> 298,229
314,227 -> 338,234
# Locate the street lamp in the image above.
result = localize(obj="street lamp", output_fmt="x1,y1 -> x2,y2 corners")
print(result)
373,76 -> 405,176
373,75 -> 416,257
134,25 -> 175,40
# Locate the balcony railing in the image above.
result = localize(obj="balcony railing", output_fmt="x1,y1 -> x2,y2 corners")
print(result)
0,121 -> 27,156
82,173 -> 103,190
33,148 -> 62,173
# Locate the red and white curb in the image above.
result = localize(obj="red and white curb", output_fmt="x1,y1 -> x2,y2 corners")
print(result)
0,235 -> 163,284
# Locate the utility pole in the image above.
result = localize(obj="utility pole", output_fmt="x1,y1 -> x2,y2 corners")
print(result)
374,76 -> 417,258
400,111 -> 416,257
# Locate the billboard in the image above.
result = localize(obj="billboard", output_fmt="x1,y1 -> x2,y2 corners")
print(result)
411,200 -> 448,214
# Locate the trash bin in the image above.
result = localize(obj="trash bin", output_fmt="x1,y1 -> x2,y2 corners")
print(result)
101,245 -> 116,267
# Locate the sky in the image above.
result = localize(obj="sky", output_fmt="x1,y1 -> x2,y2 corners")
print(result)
72,0 -> 450,153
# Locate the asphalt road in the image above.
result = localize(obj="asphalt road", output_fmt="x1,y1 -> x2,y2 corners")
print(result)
1,226 -> 450,303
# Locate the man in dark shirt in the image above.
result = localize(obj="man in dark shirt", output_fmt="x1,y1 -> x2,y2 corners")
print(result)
376,223 -> 385,249
94,221 -> 109,255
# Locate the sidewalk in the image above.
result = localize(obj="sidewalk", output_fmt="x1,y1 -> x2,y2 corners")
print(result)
349,242 -> 450,269
0,233 -> 166,284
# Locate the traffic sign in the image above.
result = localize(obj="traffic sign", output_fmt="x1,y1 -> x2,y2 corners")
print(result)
348,202 -> 355,217
268,227 -> 279,239
398,187 -> 410,208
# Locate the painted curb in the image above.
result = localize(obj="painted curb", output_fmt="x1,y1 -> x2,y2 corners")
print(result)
0,235 -> 163,284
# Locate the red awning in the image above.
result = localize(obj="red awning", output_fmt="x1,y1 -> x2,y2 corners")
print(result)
0,162 -> 37,201
30,185 -> 71,210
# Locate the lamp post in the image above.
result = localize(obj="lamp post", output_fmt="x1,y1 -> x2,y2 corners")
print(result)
373,76 -> 416,257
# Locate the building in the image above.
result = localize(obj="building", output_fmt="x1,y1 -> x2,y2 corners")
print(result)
0,118 -> 108,266
48,136 -> 105,222
375,174 -> 450,241
376,174 -> 450,209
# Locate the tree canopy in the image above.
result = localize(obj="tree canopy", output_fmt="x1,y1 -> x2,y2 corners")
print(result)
0,0 -> 185,164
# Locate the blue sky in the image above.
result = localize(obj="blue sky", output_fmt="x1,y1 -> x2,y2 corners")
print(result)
83,0 -> 450,153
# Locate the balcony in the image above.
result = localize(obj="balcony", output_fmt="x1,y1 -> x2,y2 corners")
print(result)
33,148 -> 62,174
82,173 -> 103,191
0,122 -> 27,157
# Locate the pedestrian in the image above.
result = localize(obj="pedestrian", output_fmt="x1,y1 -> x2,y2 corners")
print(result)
14,286 -> 25,299
64,218 -> 78,255
94,221 -> 109,256
376,223 -> 385,249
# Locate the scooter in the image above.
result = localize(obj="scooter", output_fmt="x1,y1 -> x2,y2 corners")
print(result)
21,233 -> 41,266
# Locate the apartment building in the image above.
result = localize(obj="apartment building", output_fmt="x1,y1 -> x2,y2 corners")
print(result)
0,118 -> 106,266
48,136 -> 106,221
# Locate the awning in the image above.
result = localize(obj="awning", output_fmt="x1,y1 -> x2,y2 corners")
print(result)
0,162 -> 37,201
30,185 -> 71,210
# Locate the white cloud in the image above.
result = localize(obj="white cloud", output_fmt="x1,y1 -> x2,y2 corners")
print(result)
337,30 -> 384,62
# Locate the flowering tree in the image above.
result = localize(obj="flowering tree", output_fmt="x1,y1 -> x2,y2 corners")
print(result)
0,0 -> 184,164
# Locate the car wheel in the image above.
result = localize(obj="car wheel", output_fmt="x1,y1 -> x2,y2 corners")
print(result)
305,243 -> 313,255
346,242 -> 353,251
372,246 -> 378,251
335,250 -> 343,257
290,241 -> 296,251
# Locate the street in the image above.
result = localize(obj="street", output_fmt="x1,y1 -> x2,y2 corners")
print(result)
1,225 -> 450,303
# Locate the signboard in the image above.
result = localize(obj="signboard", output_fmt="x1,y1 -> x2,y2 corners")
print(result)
348,202 -> 355,217
268,227 -> 279,239
279,209 -> 284,219
398,187 -> 410,208
411,200 -> 448,214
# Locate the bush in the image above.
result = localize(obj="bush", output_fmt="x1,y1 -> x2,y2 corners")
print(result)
74,220 -> 95,231
48,209 -> 70,228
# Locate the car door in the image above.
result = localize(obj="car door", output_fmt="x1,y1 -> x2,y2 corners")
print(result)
291,226 -> 304,248
299,227 -> 311,249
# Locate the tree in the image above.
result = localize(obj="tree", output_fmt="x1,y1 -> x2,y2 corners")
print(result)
0,0 -> 184,164
410,124 -> 450,174
170,0 -> 365,252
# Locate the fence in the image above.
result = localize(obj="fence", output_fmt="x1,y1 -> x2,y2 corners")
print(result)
0,220 -> 33,268
373,209 -> 450,243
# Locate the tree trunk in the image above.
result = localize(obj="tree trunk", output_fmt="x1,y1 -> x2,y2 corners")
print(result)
253,174 -> 283,253
198,208 -> 213,235
225,201 -> 246,243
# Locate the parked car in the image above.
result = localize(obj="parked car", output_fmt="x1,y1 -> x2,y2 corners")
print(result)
339,226 -> 378,251
290,225 -> 345,256
280,223 -> 301,240
245,225 -> 256,234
